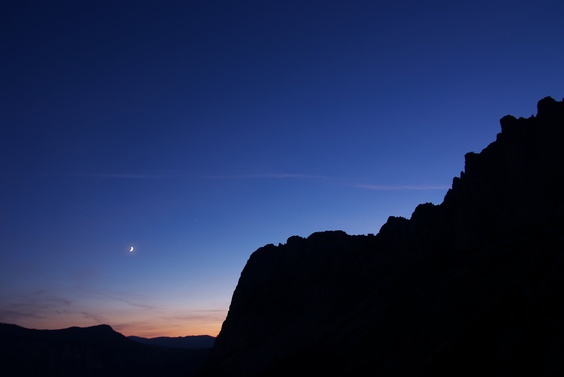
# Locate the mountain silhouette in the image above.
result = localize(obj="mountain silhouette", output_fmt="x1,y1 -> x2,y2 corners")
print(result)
129,334 -> 215,349
198,97 -> 564,376
0,323 -> 211,377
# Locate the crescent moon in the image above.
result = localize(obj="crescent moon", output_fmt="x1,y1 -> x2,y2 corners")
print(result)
129,246 -> 134,252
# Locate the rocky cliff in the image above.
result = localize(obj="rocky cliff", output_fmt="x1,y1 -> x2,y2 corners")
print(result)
199,97 -> 564,376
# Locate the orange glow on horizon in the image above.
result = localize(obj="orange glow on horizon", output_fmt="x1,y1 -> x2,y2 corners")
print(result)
10,313 -> 225,338
115,321 -> 223,338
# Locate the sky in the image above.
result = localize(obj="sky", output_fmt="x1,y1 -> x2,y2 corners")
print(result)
1,0 -> 563,338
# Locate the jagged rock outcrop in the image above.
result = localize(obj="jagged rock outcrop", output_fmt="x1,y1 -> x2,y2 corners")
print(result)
199,97 -> 564,376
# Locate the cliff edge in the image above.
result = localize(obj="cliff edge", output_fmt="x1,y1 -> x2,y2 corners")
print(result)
200,97 -> 564,376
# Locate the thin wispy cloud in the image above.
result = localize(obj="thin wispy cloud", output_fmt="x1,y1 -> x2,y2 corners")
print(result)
0,290 -> 73,323
52,171 -> 450,191
205,173 -> 340,180
161,309 -> 228,323
70,171 -> 342,181
0,309 -> 48,321
78,288 -> 155,311
6,172 -> 169,180
208,174 -> 450,192
78,173 -> 167,179
80,311 -> 108,324
352,184 -> 450,191
42,171 -> 333,180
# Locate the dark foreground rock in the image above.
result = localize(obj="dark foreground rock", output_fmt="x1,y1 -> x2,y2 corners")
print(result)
199,97 -> 564,376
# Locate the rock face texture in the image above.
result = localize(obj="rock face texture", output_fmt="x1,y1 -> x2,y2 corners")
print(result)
199,97 -> 564,376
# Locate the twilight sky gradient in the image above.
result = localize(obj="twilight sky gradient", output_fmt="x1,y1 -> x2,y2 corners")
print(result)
1,1 -> 563,337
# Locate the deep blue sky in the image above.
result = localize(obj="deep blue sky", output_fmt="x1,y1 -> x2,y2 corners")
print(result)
1,0 -> 563,337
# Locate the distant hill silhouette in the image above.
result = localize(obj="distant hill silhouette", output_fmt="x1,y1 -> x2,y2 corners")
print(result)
0,323 -> 211,377
129,334 -> 215,349
198,97 -> 564,376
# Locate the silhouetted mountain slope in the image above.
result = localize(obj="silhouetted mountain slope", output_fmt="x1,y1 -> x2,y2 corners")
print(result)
0,323 -> 210,377
199,97 -> 564,376
129,334 -> 215,349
